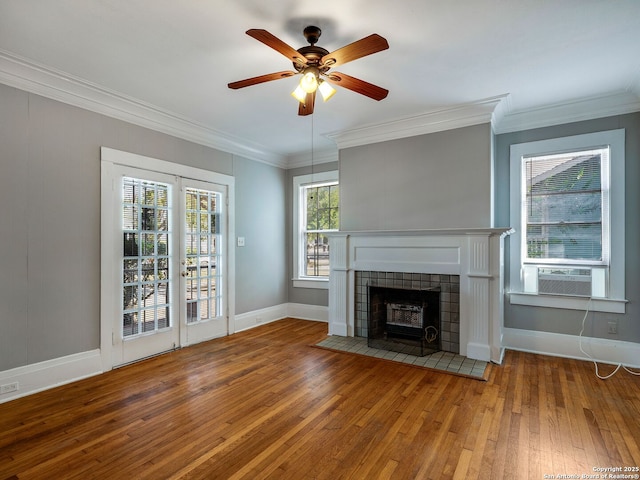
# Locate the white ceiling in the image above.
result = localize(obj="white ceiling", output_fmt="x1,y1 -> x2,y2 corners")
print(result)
1,0 -> 640,166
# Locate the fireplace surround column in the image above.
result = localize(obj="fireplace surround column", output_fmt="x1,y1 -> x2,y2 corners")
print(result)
328,233 -> 351,336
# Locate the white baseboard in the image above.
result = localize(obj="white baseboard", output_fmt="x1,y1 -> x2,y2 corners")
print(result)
233,303 -> 288,332
0,349 -> 103,404
286,303 -> 329,323
503,328 -> 640,368
234,303 -> 328,333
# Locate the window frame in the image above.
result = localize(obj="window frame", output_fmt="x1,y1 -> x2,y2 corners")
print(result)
292,170 -> 339,289
508,129 -> 626,313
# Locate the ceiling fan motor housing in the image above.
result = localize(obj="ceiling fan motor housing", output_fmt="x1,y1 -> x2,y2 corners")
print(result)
294,45 -> 330,72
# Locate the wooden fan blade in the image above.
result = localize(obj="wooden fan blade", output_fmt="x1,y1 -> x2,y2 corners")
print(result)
298,91 -> 316,116
324,72 -> 388,101
246,29 -> 308,67
228,71 -> 297,89
321,34 -> 389,68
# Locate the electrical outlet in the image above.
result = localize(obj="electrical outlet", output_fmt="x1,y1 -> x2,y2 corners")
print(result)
607,320 -> 618,334
1,382 -> 19,394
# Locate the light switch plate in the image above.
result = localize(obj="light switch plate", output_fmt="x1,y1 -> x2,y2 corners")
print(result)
237,237 -> 245,247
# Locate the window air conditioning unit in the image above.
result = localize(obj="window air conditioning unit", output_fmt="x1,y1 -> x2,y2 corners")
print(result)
537,267 -> 592,297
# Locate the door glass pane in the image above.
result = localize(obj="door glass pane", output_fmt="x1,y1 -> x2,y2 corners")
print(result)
122,177 -> 172,337
185,187 -> 222,324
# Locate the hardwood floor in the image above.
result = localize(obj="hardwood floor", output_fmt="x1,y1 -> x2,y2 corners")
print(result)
1,318 -> 639,479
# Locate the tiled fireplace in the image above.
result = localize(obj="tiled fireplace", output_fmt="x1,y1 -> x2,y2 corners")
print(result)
328,229 -> 513,363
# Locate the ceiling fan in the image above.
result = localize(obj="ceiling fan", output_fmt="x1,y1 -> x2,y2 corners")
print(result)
228,26 -> 389,116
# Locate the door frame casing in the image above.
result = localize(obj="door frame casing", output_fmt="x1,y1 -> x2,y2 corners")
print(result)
100,147 -> 236,371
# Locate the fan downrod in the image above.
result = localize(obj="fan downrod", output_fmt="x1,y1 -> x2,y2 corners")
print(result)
303,26 -> 321,45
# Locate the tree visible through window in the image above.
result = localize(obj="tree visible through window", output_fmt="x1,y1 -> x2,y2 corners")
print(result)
302,182 -> 339,277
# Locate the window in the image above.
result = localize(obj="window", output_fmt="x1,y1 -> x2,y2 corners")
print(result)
523,148 -> 609,265
509,129 -> 625,313
293,171 -> 339,288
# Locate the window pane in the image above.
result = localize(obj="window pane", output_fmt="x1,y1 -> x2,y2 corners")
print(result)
143,186 -> 155,205
317,208 -> 330,230
524,150 -> 604,262
186,191 -> 197,210
141,233 -> 155,255
141,208 -> 155,231
200,213 -> 209,232
527,223 -> 602,260
123,205 -> 137,230
157,208 -> 168,231
317,186 -> 330,209
306,187 -> 318,230
305,232 -> 330,276
527,192 -> 601,224
329,185 -> 339,228
528,154 -> 601,194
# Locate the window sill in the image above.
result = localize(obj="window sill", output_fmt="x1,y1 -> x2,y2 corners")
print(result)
293,278 -> 329,290
508,292 -> 627,314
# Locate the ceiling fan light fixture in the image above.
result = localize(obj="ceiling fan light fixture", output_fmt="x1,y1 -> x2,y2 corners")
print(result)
291,85 -> 307,103
318,80 -> 336,102
300,67 -> 319,93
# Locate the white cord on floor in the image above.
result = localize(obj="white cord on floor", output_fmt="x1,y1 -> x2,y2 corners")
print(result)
578,298 -> 640,379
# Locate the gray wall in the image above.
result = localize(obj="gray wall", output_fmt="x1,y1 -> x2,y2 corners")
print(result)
494,113 -> 640,343
0,83 -> 287,371
234,156 -> 288,313
339,123 -> 493,231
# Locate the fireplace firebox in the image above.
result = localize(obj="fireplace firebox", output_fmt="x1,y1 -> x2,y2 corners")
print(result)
368,286 -> 440,356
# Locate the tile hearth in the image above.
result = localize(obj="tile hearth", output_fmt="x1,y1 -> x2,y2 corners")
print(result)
316,336 -> 489,380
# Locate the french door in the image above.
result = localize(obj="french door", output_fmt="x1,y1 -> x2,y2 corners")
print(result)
102,160 -> 229,368
180,179 -> 228,346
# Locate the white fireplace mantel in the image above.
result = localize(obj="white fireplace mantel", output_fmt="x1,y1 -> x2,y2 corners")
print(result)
328,228 -> 514,364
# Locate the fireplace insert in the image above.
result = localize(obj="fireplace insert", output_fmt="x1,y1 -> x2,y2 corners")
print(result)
368,285 -> 440,356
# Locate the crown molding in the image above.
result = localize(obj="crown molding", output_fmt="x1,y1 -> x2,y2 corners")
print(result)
326,95 -> 509,150
628,65 -> 640,98
326,89 -> 640,150
493,90 -> 640,134
0,49 -> 288,168
286,147 -> 339,169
